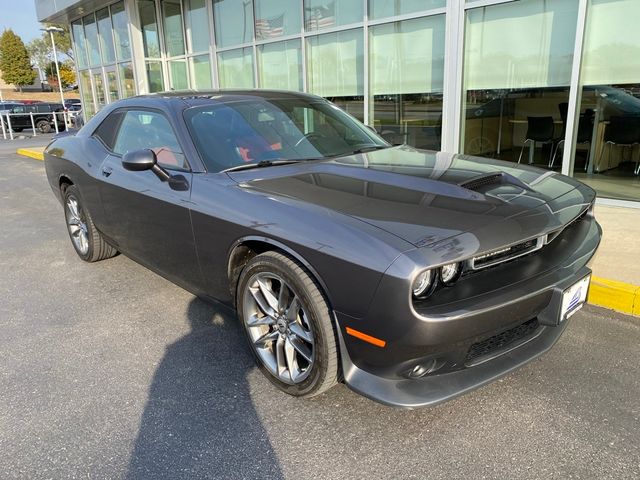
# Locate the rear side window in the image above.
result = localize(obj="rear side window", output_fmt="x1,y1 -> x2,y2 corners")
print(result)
93,110 -> 125,150
113,110 -> 188,169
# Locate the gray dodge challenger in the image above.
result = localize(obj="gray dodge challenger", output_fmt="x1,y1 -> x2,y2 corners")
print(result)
44,90 -> 601,408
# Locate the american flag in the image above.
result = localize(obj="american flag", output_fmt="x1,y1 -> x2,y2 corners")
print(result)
305,1 -> 336,30
255,14 -> 285,39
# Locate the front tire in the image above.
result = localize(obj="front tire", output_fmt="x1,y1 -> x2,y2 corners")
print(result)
37,120 -> 52,133
63,185 -> 117,262
237,251 -> 339,397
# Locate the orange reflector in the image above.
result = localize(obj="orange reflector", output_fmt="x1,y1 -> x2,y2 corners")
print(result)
345,327 -> 386,348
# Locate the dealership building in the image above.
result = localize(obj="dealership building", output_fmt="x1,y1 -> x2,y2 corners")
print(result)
36,0 -> 640,206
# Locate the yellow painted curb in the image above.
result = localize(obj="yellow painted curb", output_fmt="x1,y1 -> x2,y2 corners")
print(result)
588,276 -> 640,316
16,148 -> 44,161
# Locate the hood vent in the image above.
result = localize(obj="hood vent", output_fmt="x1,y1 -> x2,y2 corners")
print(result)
459,173 -> 504,191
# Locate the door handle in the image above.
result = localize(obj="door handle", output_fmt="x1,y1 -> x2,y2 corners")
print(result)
101,166 -> 113,177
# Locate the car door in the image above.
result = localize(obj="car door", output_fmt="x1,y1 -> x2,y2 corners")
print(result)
97,108 -> 204,290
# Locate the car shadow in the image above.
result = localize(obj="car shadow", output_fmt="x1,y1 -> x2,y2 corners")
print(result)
125,298 -> 283,479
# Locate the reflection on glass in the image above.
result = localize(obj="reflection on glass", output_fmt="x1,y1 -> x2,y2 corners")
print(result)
146,61 -> 164,92
218,48 -> 254,88
369,16 -> 445,150
213,0 -> 254,48
162,0 -> 185,57
107,70 -> 119,102
258,40 -> 302,91
94,72 -> 106,108
254,0 -> 301,40
97,8 -> 115,63
71,21 -> 88,69
190,55 -> 212,89
461,0 -> 577,169
84,15 -> 102,67
169,60 -> 189,90
304,0 -> 362,31
570,0 -> 640,201
185,0 -> 209,53
118,63 -> 135,97
139,0 -> 161,57
80,70 -> 94,117
368,0 -> 444,20
112,2 -> 131,60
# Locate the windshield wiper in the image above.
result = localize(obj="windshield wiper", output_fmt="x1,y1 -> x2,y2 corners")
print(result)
348,145 -> 391,154
223,159 -> 302,173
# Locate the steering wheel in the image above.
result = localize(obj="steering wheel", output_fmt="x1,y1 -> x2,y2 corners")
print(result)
294,132 -> 325,148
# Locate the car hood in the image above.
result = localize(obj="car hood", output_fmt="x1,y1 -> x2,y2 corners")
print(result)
227,146 -> 595,249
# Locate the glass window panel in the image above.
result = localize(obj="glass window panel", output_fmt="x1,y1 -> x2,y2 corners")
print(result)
79,70 -> 94,117
138,0 -> 161,57
94,72 -> 106,109
112,2 -> 131,60
84,15 -> 102,67
258,40 -> 302,91
254,0 -> 301,40
169,60 -> 189,90
96,8 -> 116,64
306,29 -> 363,97
369,16 -> 445,150
146,61 -> 165,92
118,62 -> 136,97
213,0 -> 254,48
107,70 -> 119,102
368,0 -> 444,20
190,55 -> 212,89
570,0 -> 640,201
464,0 -> 577,90
217,48 -> 254,88
304,0 -> 362,31
71,21 -> 88,69
162,0 -> 186,57
461,0 -> 577,167
185,0 -> 210,53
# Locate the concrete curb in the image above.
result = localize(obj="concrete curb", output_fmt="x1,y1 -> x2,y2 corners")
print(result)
16,148 -> 44,161
11,146 -> 640,317
589,276 -> 640,316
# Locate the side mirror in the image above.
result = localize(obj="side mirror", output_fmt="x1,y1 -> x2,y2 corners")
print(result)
122,149 -> 157,171
122,149 -> 172,182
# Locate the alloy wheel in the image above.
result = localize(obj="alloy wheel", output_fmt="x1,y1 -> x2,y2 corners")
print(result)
65,195 -> 89,255
242,273 -> 315,384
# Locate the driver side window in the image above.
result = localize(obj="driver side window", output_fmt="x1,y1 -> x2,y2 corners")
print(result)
113,110 -> 187,169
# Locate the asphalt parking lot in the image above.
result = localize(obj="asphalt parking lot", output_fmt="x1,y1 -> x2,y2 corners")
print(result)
1,147 -> 639,479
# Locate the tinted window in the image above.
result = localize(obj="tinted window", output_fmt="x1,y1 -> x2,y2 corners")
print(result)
185,97 -> 386,172
93,110 -> 125,150
113,110 -> 187,169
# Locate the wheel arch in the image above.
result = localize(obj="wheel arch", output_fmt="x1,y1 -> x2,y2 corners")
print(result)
59,174 -> 74,192
227,236 -> 334,310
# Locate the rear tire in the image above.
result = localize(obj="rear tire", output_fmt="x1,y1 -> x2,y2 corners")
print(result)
63,185 -> 118,262
37,120 -> 51,133
237,251 -> 339,398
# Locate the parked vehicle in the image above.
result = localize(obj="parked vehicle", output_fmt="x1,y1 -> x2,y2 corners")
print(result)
43,91 -> 601,408
4,102 -> 66,133
64,99 -> 82,112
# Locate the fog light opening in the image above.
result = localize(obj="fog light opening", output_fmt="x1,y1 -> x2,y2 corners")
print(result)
407,359 -> 437,379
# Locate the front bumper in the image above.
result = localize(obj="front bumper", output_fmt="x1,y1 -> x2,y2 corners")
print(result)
335,213 -> 601,408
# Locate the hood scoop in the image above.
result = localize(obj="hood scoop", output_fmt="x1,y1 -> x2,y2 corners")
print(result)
459,172 -> 534,193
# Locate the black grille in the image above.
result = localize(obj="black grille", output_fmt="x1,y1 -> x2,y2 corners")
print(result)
472,238 -> 540,269
465,318 -> 540,365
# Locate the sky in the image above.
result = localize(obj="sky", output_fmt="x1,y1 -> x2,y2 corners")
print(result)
0,0 -> 43,44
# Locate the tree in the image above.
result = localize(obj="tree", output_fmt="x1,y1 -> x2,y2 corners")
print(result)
27,37 -> 51,74
42,24 -> 74,61
45,60 -> 76,89
0,29 -> 36,92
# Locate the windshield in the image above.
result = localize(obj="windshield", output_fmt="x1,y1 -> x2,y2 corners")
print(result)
184,97 -> 388,172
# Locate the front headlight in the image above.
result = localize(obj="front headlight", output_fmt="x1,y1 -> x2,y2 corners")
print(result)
412,269 -> 434,298
440,262 -> 461,285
